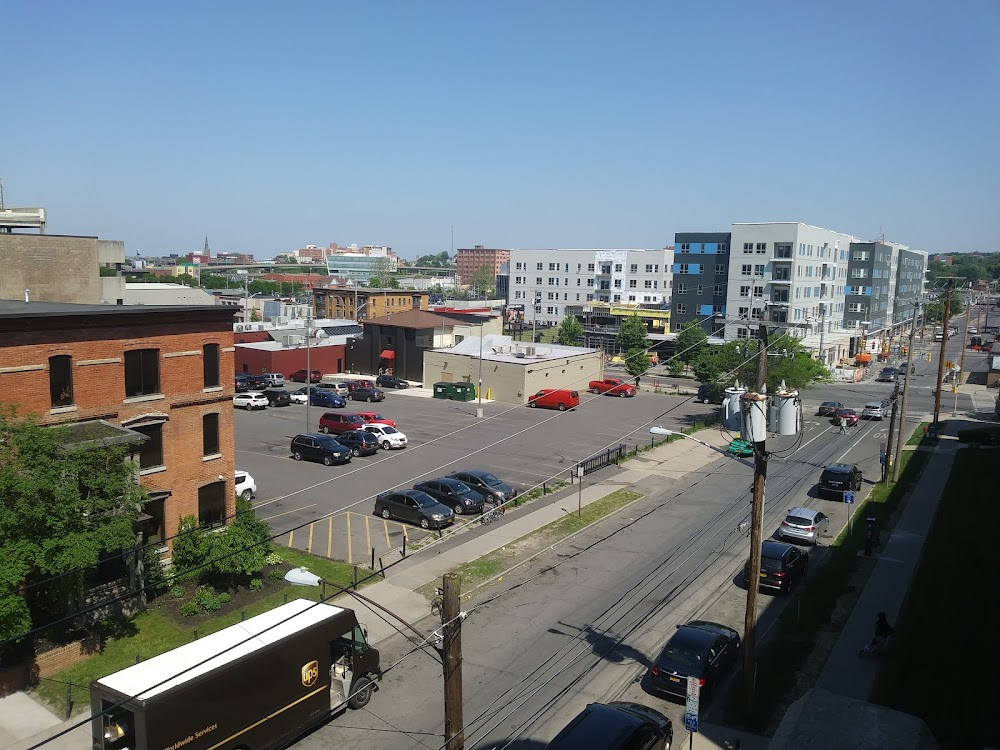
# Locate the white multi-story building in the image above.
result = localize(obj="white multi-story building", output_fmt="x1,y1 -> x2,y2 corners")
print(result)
508,248 -> 672,327
723,223 -> 860,363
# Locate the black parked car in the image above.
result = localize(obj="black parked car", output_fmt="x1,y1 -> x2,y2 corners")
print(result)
649,621 -> 740,702
413,478 -> 485,515
447,470 -> 517,503
261,388 -> 292,407
344,379 -> 377,392
290,433 -> 352,466
373,489 -> 453,530
742,540 -> 809,594
335,430 -> 379,457
244,373 -> 269,390
349,387 -> 385,403
546,702 -> 673,750
234,374 -> 252,393
818,463 -> 863,498
696,382 -> 727,404
375,374 -> 409,389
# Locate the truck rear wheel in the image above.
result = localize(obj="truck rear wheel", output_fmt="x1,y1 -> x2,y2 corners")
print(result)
348,676 -> 374,709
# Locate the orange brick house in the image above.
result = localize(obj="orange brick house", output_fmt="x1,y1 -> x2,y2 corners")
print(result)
0,300 -> 239,551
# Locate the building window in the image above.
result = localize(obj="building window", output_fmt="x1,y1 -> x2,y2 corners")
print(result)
198,481 -> 227,526
644,280 -> 653,288
696,284 -> 703,295
536,263 -> 543,270
741,264 -> 752,275
203,413 -> 220,455
614,279 -> 622,288
719,244 -> 728,254
133,422 -> 164,470
677,264 -> 690,274
549,262 -> 558,270
716,264 -> 726,275
141,495 -> 166,546
714,284 -> 725,295
49,355 -> 73,408
754,264 -> 765,275
587,263 -> 595,272
614,263 -> 622,272
756,243 -> 766,252
676,304 -> 687,315
676,283 -> 687,294
630,264 -> 638,273
740,285 -> 751,297
712,304 -> 724,314
743,243 -> 753,252
536,277 -> 543,285
629,279 -> 637,288
203,344 -> 220,388
124,349 -> 160,397
737,327 -> 750,338
754,285 -> 764,296
680,243 -> 690,251
645,264 -> 653,273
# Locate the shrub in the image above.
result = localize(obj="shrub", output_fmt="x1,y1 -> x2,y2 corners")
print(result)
217,592 -> 231,604
264,552 -> 283,566
207,499 -> 270,579
142,545 -> 170,599
179,601 -> 199,617
168,585 -> 186,599
268,568 -> 285,581
249,578 -> 263,591
170,516 -> 212,580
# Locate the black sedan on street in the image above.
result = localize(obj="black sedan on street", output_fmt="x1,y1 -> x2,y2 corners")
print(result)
349,387 -> 385,402
649,620 -> 741,701
413,478 -> 485,515
334,430 -> 379,457
816,400 -> 844,416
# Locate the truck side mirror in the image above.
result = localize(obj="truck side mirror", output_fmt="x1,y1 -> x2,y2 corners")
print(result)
361,624 -> 368,639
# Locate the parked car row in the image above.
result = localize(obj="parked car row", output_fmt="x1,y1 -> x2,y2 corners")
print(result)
373,470 -> 518,528
819,401 -> 888,424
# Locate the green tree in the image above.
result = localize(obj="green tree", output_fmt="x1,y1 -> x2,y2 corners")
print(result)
208,499 -> 270,580
169,516 -> 212,581
615,315 -> 652,377
469,265 -> 497,298
673,323 -> 708,365
556,315 -> 584,346
0,408 -> 145,644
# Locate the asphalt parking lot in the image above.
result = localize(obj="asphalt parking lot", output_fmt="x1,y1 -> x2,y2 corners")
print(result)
234,387 -> 719,562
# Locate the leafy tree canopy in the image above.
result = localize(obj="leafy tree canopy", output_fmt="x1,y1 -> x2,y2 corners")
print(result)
674,323 -> 708,364
616,315 -> 648,352
0,408 -> 145,643
414,252 -> 454,268
469,265 -> 497,298
690,337 -> 831,392
556,315 -> 584,346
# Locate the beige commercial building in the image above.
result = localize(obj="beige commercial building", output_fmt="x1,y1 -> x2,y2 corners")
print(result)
0,233 -> 126,304
422,335 -> 602,405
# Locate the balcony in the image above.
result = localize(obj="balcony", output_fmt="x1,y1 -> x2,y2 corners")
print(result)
771,271 -> 791,283
772,247 -> 793,260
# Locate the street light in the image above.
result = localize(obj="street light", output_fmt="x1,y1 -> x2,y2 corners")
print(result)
648,427 -> 730,456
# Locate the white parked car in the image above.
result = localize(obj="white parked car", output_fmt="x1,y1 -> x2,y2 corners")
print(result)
233,392 -> 269,410
289,387 -> 310,404
235,470 -> 257,500
861,402 -> 885,420
362,423 -> 408,450
968,326 -> 978,334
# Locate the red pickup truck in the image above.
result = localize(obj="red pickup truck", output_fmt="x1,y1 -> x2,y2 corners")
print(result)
588,378 -> 637,397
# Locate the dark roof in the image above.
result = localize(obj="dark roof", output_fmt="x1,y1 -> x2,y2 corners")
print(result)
0,299 -> 235,319
318,324 -> 363,336
363,308 -> 469,329
53,420 -> 149,451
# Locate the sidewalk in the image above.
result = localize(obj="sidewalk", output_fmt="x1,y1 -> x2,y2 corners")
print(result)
814,418 -> 961,700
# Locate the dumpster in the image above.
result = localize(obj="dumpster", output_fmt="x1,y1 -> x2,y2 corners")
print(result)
433,382 -> 456,399
451,382 -> 477,401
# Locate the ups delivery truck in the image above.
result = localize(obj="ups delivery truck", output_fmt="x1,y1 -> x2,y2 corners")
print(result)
90,599 -> 381,750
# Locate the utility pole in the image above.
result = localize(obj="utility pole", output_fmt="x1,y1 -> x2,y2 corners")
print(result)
305,311 -> 312,431
958,295 -> 971,388
742,324 -> 769,722
892,304 -> 920,482
932,279 -> 954,427
442,573 -> 464,750
882,379 -> 900,483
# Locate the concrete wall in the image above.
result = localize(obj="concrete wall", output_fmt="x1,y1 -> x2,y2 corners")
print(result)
98,239 -> 126,266
0,234 -> 101,304
122,284 -> 217,306
422,350 -> 603,404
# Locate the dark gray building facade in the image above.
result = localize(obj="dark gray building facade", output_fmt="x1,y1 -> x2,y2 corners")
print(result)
844,242 -> 893,332
893,248 -> 926,325
671,232 -> 731,335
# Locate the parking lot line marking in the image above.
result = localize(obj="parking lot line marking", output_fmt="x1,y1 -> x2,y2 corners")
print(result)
365,515 -> 372,558
383,518 -> 391,550
328,516 -> 333,559
307,521 -> 314,553
261,504 -> 316,522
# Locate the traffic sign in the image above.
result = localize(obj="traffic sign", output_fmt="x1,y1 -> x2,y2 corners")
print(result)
684,712 -> 699,733
944,361 -> 955,370
844,491 -> 856,505
686,675 -> 701,717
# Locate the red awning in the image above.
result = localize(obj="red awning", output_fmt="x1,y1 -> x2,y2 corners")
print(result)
379,349 -> 395,359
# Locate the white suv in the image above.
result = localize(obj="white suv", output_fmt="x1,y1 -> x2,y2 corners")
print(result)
234,392 -> 269,410
861,402 -> 884,420
235,470 -> 257,500
362,423 -> 408,450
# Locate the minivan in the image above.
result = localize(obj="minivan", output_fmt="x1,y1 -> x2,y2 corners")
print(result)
526,389 -> 580,411
317,381 -> 350,397
319,412 -> 367,434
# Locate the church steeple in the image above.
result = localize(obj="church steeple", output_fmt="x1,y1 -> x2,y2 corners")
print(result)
204,235 -> 210,255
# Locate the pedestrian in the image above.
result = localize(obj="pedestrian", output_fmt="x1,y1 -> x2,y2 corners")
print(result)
634,375 -> 641,389
838,416 -> 848,434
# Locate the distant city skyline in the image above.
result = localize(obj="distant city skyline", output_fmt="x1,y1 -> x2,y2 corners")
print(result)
2,2 -> 997,259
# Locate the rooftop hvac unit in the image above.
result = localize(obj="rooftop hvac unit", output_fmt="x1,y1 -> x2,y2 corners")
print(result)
524,346 -> 536,356
282,335 -> 305,347
257,324 -> 266,330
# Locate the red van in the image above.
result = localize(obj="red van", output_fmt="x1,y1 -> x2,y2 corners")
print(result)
319,412 -> 367,434
527,389 -> 580,411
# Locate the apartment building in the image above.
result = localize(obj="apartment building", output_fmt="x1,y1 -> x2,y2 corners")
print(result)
456,246 -> 511,285
671,233 -> 732,335
508,248 -> 673,327
893,247 -> 927,325
0,300 -> 239,551
844,241 -> 896,333
312,287 -> 430,321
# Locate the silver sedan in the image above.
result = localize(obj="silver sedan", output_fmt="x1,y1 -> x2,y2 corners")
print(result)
778,507 -> 830,545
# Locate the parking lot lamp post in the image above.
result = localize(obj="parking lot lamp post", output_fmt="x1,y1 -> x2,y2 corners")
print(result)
476,321 -> 485,419
305,311 -> 312,431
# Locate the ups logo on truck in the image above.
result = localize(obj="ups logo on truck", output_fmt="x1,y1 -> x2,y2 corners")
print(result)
301,660 -> 320,687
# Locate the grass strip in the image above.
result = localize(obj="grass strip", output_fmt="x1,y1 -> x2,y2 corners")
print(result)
418,488 -> 642,597
869,449 -> 1000,749
33,552 -> 357,714
906,421 -> 932,447
715,431 -> 929,732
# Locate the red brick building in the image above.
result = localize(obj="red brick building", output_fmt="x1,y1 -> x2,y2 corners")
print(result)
0,300 -> 239,551
456,246 -> 510,285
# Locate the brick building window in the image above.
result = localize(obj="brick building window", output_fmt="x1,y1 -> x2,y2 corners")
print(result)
140,494 -> 166,546
198,481 -> 226,526
203,413 -> 220,456
49,355 -> 73,407
203,344 -> 220,388
133,423 -> 164,470
124,349 -> 160,397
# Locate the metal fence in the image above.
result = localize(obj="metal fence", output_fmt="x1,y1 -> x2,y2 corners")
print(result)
579,444 -> 626,477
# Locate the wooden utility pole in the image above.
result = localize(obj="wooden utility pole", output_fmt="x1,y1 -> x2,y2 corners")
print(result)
892,304 -> 920,482
958,295 -> 971,387
882,380 -> 900,483
442,573 -> 464,750
932,280 -> 954,427
742,324 -> 769,721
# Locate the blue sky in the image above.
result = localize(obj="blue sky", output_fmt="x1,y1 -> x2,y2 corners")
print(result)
3,1 -> 998,258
